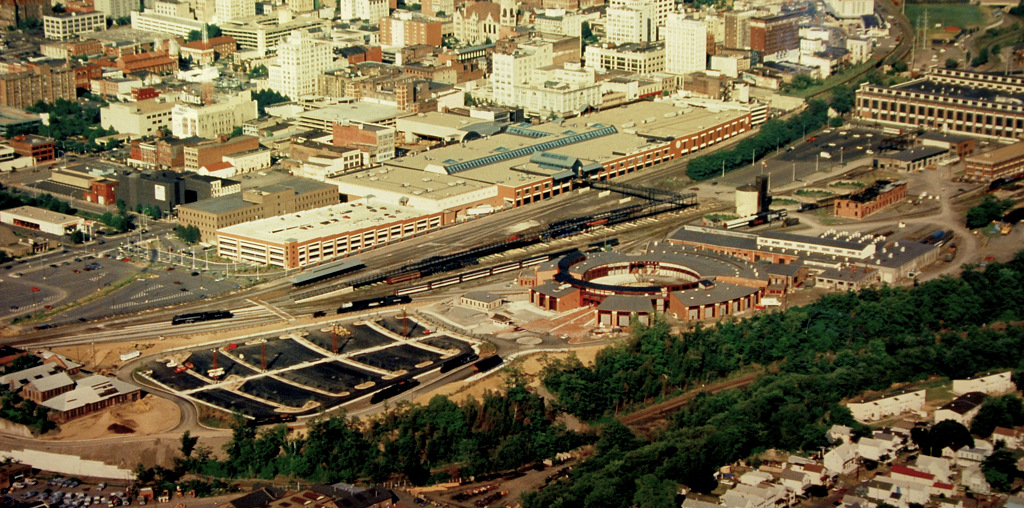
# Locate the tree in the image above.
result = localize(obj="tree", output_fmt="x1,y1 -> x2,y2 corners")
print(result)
180,430 -> 198,458
971,395 -> 1024,438
253,89 -> 289,115
68,230 -> 86,244
187,24 -> 222,42
248,64 -> 269,79
982,447 -> 1019,491
966,196 -> 1014,229
464,93 -> 477,107
230,126 -> 244,138
174,225 -> 201,244
115,16 -> 131,25
52,3 -> 65,12
829,84 -> 855,115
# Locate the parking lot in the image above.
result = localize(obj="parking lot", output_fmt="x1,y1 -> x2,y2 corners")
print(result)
139,318 -> 478,419
0,254 -> 137,321
6,477 -> 138,508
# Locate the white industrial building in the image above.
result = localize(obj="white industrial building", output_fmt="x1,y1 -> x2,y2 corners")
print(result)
952,371 -> 1014,396
846,389 -> 926,422
171,91 -> 258,138
0,206 -> 86,236
43,12 -> 106,40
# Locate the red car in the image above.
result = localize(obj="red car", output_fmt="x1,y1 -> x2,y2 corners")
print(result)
225,343 -> 238,350
806,136 -> 818,142
122,258 -> 131,262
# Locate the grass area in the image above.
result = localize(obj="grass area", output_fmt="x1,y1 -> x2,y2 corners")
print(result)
785,61 -> 876,98
705,214 -> 739,222
829,181 -> 868,188
771,198 -> 801,205
906,4 -> 989,36
795,189 -> 835,197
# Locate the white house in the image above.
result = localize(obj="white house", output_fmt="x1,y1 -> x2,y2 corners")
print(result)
934,392 -> 987,426
738,471 -> 773,486
824,442 -> 858,476
915,455 -> 952,483
992,426 -> 1021,449
779,469 -> 810,493
828,424 -> 853,444
960,464 -> 992,495
847,389 -> 926,422
952,372 -> 1014,395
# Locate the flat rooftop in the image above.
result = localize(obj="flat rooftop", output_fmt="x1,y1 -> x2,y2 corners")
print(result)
893,77 -> 1024,103
580,99 -> 750,141
966,141 -> 1024,164
0,205 -> 81,225
218,201 -> 435,244
329,166 -> 493,200
299,103 -> 406,126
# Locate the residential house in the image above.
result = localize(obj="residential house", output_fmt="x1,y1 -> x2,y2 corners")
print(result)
738,471 -> 773,486
721,483 -> 789,508
934,392 -> 987,426
956,447 -> 991,464
847,389 -> 926,422
960,465 -> 991,495
914,455 -> 951,483
791,463 -> 828,486
952,372 -> 1014,396
992,427 -> 1021,449
824,442 -> 858,476
828,424 -> 853,444
779,469 -> 810,494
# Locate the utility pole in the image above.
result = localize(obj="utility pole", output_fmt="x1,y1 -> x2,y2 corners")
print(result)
792,162 -> 797,182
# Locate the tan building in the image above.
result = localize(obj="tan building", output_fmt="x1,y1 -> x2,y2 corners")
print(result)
965,141 -> 1024,182
100,99 -> 175,137
184,135 -> 260,171
460,291 -> 503,310
0,63 -> 76,109
177,179 -> 339,241
43,12 -> 106,40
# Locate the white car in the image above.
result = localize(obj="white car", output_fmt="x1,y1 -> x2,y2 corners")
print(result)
866,149 -> 875,155
820,151 -> 832,159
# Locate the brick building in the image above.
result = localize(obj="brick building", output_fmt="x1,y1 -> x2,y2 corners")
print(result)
965,141 -> 1024,182
184,135 -> 260,171
8,135 -> 55,163
0,63 -> 76,108
855,69 -> 1024,140
177,179 -> 339,241
833,180 -> 907,219
332,122 -> 395,162
129,136 -> 198,169
117,50 -> 179,75
178,35 -> 237,65
0,0 -> 52,27
379,12 -> 444,47
750,12 -> 801,60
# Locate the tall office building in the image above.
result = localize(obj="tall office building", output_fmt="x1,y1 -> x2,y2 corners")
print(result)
94,0 -> 139,19
606,0 -> 671,43
750,12 -> 801,61
214,0 -> 255,23
665,13 -> 706,76
268,30 -> 332,100
491,39 -> 554,106
724,10 -> 757,50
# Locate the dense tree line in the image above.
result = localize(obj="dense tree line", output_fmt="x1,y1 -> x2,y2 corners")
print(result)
0,186 -> 76,215
529,254 -> 1024,507
26,99 -> 118,154
177,377 -> 589,485
686,99 -> 829,181
253,89 -> 289,115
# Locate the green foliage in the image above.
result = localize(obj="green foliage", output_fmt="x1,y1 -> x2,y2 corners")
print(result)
528,255 -> 1024,507
26,99 -> 115,154
686,100 -> 829,181
786,73 -> 824,92
174,225 -> 201,245
115,16 -> 131,25
52,3 -> 65,12
253,89 -> 289,115
189,24 -> 222,41
16,18 -> 42,30
0,187 -> 76,215
180,378 -> 590,484
829,84 -> 854,115
982,446 -> 1020,491
0,385 -> 55,434
1012,0 -> 1024,16
971,395 -> 1024,439
442,34 -> 459,50
972,47 -> 990,68
966,195 -> 1014,229
464,93 -> 477,107
248,64 -> 269,79
98,211 -> 135,233
141,204 -> 162,220
891,61 -> 909,73
68,230 -> 86,244
230,126 -> 244,138
5,354 -> 41,374
829,117 -> 845,128
912,420 -> 973,457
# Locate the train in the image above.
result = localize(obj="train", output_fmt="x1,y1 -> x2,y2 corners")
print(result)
440,352 -> 480,373
247,414 -> 297,427
171,310 -> 234,325
370,378 -> 420,404
988,175 -> 1023,193
393,249 -> 578,297
337,295 -> 412,314
722,210 -> 789,230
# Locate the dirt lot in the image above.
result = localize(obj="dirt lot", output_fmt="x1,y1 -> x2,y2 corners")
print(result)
412,346 -> 604,405
38,394 -> 179,441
